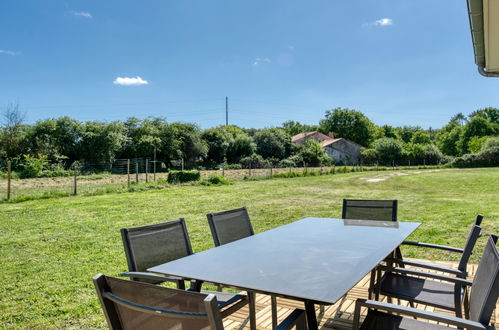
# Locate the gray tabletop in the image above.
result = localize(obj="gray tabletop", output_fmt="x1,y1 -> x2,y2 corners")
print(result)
149,217 -> 420,305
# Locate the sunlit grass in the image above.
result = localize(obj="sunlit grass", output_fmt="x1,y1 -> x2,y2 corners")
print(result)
0,167 -> 497,328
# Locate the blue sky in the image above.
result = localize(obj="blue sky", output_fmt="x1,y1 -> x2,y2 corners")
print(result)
1,0 -> 498,129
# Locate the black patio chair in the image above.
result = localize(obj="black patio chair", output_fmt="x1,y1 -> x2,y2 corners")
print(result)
373,224 -> 483,318
342,199 -> 401,299
120,219 -> 249,321
396,215 -> 484,279
352,234 -> 499,330
94,274 -> 307,330
207,207 -> 254,247
207,207 -> 278,328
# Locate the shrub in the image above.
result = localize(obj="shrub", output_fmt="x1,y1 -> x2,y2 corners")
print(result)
18,154 -> 49,178
240,154 -> 269,169
452,146 -> 499,168
360,148 -> 377,165
167,170 -> 201,183
224,163 -> 242,170
373,138 -> 404,165
205,174 -> 233,185
273,171 -> 302,178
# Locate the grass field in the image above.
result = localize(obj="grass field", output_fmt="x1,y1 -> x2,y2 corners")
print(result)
1,168 -> 498,329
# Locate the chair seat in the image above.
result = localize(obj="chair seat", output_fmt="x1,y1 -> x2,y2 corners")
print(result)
360,310 -> 451,330
379,273 -> 458,310
201,290 -> 247,309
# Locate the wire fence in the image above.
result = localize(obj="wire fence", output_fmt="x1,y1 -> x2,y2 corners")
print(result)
0,157 -> 442,202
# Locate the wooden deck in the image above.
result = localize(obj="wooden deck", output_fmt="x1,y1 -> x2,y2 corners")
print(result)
222,259 -> 498,329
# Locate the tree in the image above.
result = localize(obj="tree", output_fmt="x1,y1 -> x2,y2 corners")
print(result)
120,117 -> 166,159
299,139 -> 331,166
169,123 -> 208,166
282,120 -> 318,136
319,108 -> 376,147
253,128 -> 291,160
373,138 -> 404,165
78,121 -> 127,162
26,117 -> 82,161
458,116 -> 498,154
395,126 -> 423,144
227,134 -> 255,163
436,126 -> 462,156
410,131 -> 432,145
0,102 -> 27,159
375,125 -> 401,140
201,127 -> 232,165
469,107 -> 499,124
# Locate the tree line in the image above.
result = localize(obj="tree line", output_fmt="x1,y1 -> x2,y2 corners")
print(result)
1,103 -> 498,177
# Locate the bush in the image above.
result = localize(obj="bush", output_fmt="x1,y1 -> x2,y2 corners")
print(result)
373,138 -> 404,165
205,174 -> 233,185
167,170 -> 201,183
360,148 -> 377,165
452,146 -> 499,168
273,171 -> 302,178
18,154 -> 49,178
240,154 -> 269,169
224,163 -> 242,170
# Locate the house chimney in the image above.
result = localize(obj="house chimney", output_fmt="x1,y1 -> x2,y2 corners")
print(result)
328,132 -> 334,138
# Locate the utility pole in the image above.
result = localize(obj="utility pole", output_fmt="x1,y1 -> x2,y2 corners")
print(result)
225,96 -> 228,126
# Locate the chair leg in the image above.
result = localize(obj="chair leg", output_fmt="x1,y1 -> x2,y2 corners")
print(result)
271,295 -> 277,329
247,291 -> 256,330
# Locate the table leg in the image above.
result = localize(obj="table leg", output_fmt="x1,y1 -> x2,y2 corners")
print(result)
248,291 -> 256,330
305,301 -> 318,330
190,280 -> 203,292
271,296 -> 277,329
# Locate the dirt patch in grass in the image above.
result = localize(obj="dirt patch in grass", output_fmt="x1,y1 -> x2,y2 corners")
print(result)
362,169 -> 448,182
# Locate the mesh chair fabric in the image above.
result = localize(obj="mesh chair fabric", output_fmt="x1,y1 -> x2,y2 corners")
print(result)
343,200 -> 397,221
209,208 -> 253,246
468,236 -> 499,324
106,276 -> 212,330
124,220 -> 192,273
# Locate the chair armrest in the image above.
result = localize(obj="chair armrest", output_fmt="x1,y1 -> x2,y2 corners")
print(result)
120,272 -> 183,283
275,309 -> 306,330
385,259 -> 467,277
377,266 -> 473,286
354,299 -> 488,330
402,241 -> 464,253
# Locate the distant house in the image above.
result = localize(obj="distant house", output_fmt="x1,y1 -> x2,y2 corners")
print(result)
291,131 -> 361,165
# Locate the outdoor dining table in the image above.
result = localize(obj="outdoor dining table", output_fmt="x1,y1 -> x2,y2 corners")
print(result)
148,217 -> 420,330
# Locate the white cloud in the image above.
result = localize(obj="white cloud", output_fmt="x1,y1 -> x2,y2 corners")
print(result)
374,18 -> 393,26
0,49 -> 18,56
113,76 -> 149,86
253,57 -> 271,66
363,18 -> 393,27
71,11 -> 93,18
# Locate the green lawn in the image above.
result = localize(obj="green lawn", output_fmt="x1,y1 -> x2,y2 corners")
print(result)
1,168 -> 498,329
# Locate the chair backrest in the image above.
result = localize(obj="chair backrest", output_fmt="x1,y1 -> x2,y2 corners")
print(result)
468,235 -> 499,326
93,274 -> 224,330
121,219 -> 193,275
342,199 -> 398,222
457,224 -> 483,272
207,207 -> 254,246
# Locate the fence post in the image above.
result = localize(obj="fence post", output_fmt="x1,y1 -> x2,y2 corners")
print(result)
269,164 -> 273,177
127,159 -> 131,188
153,149 -> 157,181
249,163 -> 252,177
73,164 -> 78,196
145,159 -> 149,183
135,161 -> 139,183
222,164 -> 225,177
7,160 -> 11,200
181,158 -> 184,171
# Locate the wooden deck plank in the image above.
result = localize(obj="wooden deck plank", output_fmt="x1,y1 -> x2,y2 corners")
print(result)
222,258 -> 497,329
